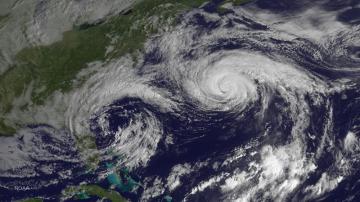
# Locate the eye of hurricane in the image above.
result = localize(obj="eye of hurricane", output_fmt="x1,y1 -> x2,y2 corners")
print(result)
199,66 -> 258,111
168,49 -> 331,201
184,53 -> 269,112
181,51 -> 322,114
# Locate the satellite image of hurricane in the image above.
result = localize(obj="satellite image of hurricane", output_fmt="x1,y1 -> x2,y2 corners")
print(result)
0,0 -> 359,201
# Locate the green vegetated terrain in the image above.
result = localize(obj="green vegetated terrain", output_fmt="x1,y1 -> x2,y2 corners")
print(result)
1,0 -> 253,201
20,198 -> 43,202
0,15 -> 7,21
0,0 -> 253,136
0,15 -> 9,28
0,0 -> 212,135
64,184 -> 127,202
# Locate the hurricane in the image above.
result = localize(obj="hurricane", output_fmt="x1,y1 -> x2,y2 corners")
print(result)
0,0 -> 360,201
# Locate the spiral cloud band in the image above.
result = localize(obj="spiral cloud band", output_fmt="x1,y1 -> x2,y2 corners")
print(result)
1,1 -> 359,201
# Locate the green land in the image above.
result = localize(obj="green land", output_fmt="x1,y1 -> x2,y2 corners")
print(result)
0,0 -> 253,136
0,15 -> 9,27
65,184 -> 127,202
3,1 -> 253,201
0,15 -> 7,21
20,198 -> 43,202
0,0 -> 211,135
